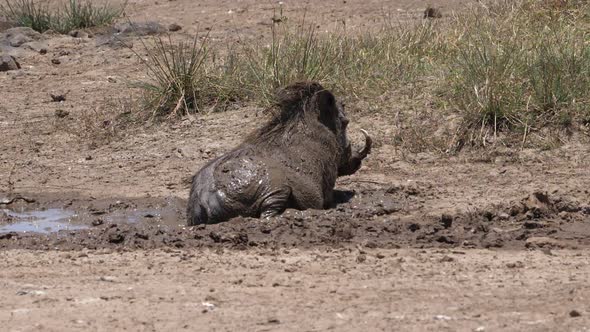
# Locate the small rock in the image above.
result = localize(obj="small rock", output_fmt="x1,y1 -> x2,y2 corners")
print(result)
433,314 -> 451,321
108,232 -> 125,244
201,301 -> 216,311
525,237 -> 567,249
440,214 -> 453,228
68,30 -> 89,38
267,318 -> 281,324
424,6 -> 443,18
8,34 -> 30,47
440,255 -> 454,262
54,109 -> 69,118
39,48 -> 47,55
50,93 -> 66,102
0,55 -> 20,71
376,253 -> 385,259
497,212 -> 510,220
506,261 -> 524,269
474,327 -> 485,332
168,23 -> 182,32
569,310 -> 581,318
99,276 -> 117,282
356,253 -> 367,263
51,58 -> 61,65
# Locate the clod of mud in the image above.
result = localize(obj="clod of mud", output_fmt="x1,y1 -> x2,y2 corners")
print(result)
0,27 -> 42,48
0,54 -> 20,71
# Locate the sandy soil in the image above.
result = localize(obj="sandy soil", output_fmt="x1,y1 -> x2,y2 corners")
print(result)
1,0 -> 590,331
2,249 -> 590,332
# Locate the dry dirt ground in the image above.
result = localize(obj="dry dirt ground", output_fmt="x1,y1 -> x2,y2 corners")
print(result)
1,0 -> 590,331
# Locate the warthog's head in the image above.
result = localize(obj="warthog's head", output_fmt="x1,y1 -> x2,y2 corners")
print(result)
257,81 -> 371,176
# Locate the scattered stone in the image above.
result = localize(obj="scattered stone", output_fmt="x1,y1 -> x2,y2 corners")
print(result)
440,255 -> 454,262
376,253 -> 385,259
99,276 -> 117,282
440,214 -> 453,228
50,93 -> 66,102
525,236 -> 568,249
168,23 -> 182,32
54,109 -> 69,118
108,231 -> 125,244
474,327 -> 485,332
569,310 -> 581,318
114,21 -> 167,36
0,55 -> 20,71
356,253 -> 367,263
16,290 -> 46,296
523,221 -> 545,229
39,48 -> 47,55
433,314 -> 451,321
201,301 -> 216,311
424,6 -> 443,19
68,30 -> 89,38
506,261 -> 524,269
51,58 -> 61,65
267,318 -> 281,324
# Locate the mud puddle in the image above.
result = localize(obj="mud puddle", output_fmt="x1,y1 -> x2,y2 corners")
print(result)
0,188 -> 589,251
0,208 -> 84,233
0,195 -> 187,236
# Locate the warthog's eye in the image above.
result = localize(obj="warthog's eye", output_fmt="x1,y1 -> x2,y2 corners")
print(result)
341,116 -> 349,129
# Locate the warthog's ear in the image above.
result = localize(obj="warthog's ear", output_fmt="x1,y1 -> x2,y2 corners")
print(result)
314,90 -> 338,132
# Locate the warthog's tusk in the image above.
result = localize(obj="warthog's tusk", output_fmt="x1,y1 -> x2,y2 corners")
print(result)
358,129 -> 372,157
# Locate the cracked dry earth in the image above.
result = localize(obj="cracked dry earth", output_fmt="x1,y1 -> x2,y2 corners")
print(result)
1,0 -> 590,331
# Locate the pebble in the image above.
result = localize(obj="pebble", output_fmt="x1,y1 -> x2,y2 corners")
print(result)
168,23 -> 182,32
570,310 -> 581,318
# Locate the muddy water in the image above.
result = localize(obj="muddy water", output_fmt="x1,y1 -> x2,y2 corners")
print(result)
0,196 -> 187,234
0,208 -> 84,233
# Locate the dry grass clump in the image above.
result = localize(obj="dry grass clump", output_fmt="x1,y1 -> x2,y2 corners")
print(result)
444,0 -> 590,148
134,0 -> 589,150
0,0 -> 124,33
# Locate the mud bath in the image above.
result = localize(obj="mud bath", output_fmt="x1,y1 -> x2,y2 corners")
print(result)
2,186 -> 589,251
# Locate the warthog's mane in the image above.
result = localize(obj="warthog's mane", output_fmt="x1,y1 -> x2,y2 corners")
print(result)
245,81 -> 327,145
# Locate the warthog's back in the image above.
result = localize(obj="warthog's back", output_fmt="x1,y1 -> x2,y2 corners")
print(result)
187,149 -> 292,225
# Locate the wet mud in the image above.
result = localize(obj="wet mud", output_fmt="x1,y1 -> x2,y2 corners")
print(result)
2,184 -> 589,251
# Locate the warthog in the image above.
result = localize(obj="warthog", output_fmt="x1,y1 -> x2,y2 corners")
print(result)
187,81 -> 372,225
